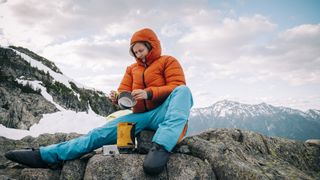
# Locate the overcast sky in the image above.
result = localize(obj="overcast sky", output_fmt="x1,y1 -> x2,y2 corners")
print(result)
1,0 -> 319,111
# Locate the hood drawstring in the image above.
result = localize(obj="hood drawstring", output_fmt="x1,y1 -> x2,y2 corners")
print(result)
142,59 -> 147,67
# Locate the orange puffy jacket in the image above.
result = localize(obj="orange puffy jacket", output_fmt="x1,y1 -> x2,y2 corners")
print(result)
117,28 -> 186,113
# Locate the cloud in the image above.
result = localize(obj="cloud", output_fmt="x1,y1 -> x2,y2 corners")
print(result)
1,0 -> 212,56
175,16 -> 320,86
3,0 -> 207,39
179,14 -> 276,44
176,14 -> 276,63
41,37 -> 133,74
77,74 -> 124,93
161,24 -> 183,37
1,0 -> 319,110
172,14 -> 277,83
249,24 -> 320,85
39,33 -> 138,75
0,0 -> 7,4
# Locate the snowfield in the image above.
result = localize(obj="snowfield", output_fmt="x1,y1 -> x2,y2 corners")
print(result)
0,110 -> 107,140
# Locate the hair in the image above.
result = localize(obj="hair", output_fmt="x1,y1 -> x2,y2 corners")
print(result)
129,41 -> 152,57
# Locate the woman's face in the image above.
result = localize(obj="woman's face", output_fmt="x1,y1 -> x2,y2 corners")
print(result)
132,42 -> 149,60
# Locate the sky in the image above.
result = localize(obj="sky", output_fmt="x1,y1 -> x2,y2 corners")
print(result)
0,0 -> 320,111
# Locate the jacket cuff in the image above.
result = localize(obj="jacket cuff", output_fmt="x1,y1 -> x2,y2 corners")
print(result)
146,90 -> 153,100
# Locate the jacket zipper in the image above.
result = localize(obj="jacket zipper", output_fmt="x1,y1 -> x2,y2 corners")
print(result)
142,62 -> 149,111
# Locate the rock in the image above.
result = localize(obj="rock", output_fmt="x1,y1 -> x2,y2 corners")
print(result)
0,133 -> 82,169
59,159 -> 87,180
20,168 -> 60,180
84,154 -> 214,180
181,128 -> 320,179
166,154 -> 215,179
0,175 -> 12,180
136,130 -> 155,154
1,129 -> 319,179
0,168 -> 22,179
136,130 -> 192,154
0,84 -> 58,130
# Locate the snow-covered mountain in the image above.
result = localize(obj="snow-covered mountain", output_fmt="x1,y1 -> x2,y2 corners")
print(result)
189,100 -> 320,141
0,46 -> 117,139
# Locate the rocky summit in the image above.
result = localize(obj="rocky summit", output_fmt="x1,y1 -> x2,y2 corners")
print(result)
0,128 -> 319,180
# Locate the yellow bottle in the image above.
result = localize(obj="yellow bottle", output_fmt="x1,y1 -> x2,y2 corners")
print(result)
117,122 -> 136,153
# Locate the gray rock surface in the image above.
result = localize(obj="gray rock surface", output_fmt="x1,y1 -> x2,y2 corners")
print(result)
84,154 -> 214,180
21,168 -> 61,180
136,130 -> 155,154
0,84 -> 58,129
0,129 -> 319,179
0,133 -> 82,171
181,129 -> 320,179
59,159 -> 87,180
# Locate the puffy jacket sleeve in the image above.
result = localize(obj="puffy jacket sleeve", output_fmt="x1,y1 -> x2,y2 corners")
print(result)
117,66 -> 133,92
145,57 -> 186,102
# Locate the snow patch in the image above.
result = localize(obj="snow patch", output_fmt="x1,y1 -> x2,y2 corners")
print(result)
16,79 -> 65,111
0,109 -> 107,140
219,108 -> 227,117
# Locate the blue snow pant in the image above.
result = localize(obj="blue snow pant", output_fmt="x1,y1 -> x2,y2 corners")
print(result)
40,85 -> 193,164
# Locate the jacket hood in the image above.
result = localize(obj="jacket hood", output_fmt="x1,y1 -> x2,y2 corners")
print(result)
130,28 -> 161,66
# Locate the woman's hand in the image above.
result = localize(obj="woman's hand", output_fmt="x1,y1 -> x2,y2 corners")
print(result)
109,90 -> 119,104
131,89 -> 148,100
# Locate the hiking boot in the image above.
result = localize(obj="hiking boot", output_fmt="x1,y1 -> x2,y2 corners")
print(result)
143,143 -> 170,175
5,148 -> 49,168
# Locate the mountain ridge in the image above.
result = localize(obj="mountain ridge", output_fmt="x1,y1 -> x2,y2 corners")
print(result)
189,99 -> 320,141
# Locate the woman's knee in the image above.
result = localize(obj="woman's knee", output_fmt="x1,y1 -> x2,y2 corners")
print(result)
173,85 -> 191,94
172,85 -> 193,107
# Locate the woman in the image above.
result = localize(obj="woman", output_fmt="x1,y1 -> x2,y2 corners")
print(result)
5,28 -> 193,175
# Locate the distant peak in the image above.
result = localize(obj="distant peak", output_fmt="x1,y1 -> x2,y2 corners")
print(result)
215,99 -> 240,105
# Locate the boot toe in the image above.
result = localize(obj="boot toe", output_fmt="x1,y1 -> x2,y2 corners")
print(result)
143,162 -> 165,176
4,149 -> 48,168
143,143 -> 170,175
4,151 -> 15,161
